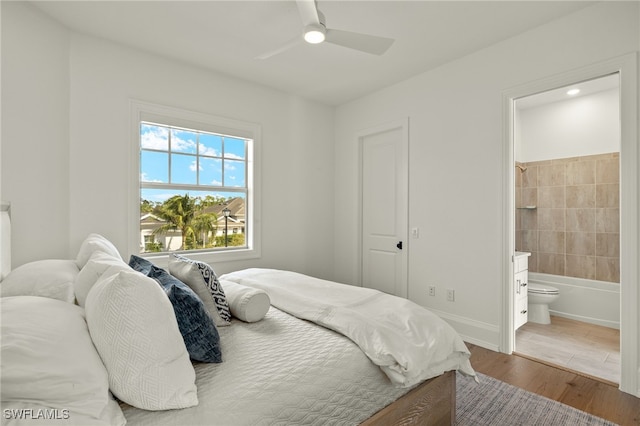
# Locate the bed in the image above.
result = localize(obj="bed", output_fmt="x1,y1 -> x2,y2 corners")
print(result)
0,229 -> 475,426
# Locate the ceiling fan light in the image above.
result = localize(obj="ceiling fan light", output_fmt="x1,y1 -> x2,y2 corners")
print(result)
304,24 -> 326,44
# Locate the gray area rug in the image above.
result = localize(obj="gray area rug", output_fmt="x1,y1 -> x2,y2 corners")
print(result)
456,372 -> 617,425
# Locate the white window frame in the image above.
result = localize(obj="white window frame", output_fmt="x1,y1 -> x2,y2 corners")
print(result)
129,100 -> 261,264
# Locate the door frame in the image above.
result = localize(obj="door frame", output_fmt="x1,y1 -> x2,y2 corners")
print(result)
501,53 -> 638,395
357,118 -> 409,298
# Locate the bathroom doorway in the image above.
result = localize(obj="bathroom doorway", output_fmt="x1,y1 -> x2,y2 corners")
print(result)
502,54 -> 639,396
512,74 -> 621,384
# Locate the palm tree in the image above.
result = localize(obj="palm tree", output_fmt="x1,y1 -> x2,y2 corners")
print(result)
153,194 -> 201,250
193,212 -> 218,248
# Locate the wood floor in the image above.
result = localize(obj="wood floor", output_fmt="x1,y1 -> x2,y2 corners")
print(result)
467,343 -> 640,425
516,315 -> 620,384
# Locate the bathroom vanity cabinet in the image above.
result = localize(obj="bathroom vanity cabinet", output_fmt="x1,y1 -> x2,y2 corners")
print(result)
514,252 -> 531,330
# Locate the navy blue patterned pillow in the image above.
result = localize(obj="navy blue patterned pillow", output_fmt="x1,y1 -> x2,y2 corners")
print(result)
128,255 -> 222,363
168,254 -> 231,327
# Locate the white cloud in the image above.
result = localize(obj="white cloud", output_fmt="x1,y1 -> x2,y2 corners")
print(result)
199,143 -> 219,156
189,160 -> 203,172
172,135 -> 196,153
140,126 -> 168,150
140,172 -> 162,183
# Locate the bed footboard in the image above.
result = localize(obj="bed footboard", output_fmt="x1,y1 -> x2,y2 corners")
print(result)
360,370 -> 456,426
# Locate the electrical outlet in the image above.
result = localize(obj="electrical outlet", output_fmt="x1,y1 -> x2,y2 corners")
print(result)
446,289 -> 455,302
428,286 -> 436,296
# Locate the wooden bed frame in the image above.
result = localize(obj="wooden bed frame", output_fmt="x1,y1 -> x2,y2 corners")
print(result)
361,370 -> 456,426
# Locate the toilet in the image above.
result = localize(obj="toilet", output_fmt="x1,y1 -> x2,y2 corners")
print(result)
527,283 -> 560,324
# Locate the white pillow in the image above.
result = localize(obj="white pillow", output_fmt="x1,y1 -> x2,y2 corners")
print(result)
220,279 -> 270,322
75,251 -> 131,307
168,254 -> 231,327
85,269 -> 198,410
0,259 -> 78,303
75,233 -> 121,269
0,296 -> 126,425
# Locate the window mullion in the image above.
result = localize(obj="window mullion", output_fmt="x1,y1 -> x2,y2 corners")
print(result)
168,126 -> 172,183
221,136 -> 225,187
196,133 -> 200,186
141,182 -> 246,193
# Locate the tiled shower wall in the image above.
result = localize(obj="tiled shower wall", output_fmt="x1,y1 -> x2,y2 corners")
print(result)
515,153 -> 620,283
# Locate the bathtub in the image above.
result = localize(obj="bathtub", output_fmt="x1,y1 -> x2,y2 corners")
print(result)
528,273 -> 620,330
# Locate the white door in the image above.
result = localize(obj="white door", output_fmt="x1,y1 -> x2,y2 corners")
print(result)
360,119 -> 408,298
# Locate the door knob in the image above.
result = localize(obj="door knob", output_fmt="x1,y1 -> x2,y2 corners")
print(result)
396,241 -> 403,250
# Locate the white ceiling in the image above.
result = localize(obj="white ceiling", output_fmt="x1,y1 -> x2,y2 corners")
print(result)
516,73 -> 619,110
31,1 -> 594,106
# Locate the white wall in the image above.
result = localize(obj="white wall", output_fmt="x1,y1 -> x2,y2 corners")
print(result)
1,2 -> 71,265
333,2 -> 639,349
2,2 -> 336,278
517,88 -> 620,162
0,3 -> 3,208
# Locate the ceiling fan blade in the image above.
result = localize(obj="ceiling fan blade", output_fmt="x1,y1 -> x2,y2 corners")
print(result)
325,28 -> 394,55
255,36 -> 302,60
296,0 -> 320,26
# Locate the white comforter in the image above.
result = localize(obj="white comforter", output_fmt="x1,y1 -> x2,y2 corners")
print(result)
122,307 -> 413,425
220,268 -> 476,387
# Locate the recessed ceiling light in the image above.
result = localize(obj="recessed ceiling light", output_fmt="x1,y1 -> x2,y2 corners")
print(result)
567,88 -> 580,96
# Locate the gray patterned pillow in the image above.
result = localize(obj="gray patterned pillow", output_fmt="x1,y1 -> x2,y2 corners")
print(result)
168,254 -> 232,327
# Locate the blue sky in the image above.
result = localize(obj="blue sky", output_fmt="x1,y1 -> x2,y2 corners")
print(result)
140,123 -> 247,203
140,188 -> 245,205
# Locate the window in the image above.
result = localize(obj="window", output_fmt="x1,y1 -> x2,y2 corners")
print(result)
130,101 -> 261,262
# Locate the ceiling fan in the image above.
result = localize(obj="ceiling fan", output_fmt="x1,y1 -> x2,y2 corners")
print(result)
256,0 -> 394,59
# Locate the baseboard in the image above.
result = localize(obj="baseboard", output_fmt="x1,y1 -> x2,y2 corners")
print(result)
430,308 -> 500,352
549,310 -> 620,330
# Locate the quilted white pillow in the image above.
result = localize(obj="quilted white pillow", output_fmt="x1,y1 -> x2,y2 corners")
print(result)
85,269 -> 198,410
219,279 -> 270,322
75,251 -> 131,307
0,259 -> 78,303
76,233 -> 122,269
0,296 -> 126,425
169,254 -> 231,327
